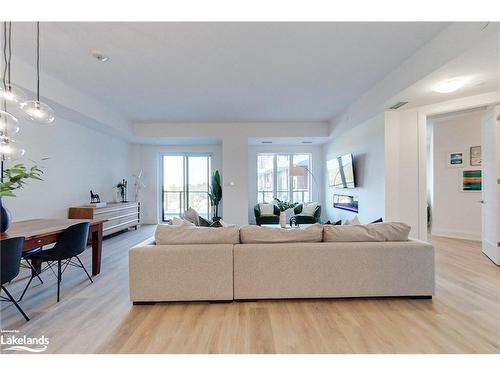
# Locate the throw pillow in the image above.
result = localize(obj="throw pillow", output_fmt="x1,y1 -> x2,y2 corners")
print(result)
301,202 -> 318,216
183,207 -> 200,226
171,217 -> 195,226
344,215 -> 360,225
198,216 -> 213,227
371,218 -> 383,223
218,219 -> 237,228
259,203 -> 275,216
325,219 -> 342,225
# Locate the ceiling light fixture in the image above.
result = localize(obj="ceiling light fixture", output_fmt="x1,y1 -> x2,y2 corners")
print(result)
21,22 -> 55,124
433,78 -> 468,94
91,49 -> 109,62
0,22 -> 25,163
0,23 -> 26,105
0,110 -> 19,136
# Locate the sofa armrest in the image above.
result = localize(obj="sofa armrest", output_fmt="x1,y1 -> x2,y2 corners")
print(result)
294,204 -> 303,215
314,205 -> 322,220
254,204 -> 261,218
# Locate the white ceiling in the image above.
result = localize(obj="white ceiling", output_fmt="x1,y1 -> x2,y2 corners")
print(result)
393,31 -> 500,109
10,22 -> 449,122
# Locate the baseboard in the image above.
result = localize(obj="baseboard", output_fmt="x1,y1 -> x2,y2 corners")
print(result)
431,228 -> 481,242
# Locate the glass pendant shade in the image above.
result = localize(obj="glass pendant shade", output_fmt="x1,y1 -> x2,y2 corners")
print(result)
0,110 -> 20,136
0,136 -> 25,161
0,82 -> 27,104
21,100 -> 54,124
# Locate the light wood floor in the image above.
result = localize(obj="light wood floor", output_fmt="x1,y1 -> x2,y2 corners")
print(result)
1,227 -> 499,354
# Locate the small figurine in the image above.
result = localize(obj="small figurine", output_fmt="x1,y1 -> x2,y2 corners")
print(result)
90,190 -> 101,203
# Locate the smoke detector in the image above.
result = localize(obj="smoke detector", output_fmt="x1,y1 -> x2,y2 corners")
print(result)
90,50 -> 109,62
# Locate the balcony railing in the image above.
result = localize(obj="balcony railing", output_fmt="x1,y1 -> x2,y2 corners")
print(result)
162,190 -> 210,221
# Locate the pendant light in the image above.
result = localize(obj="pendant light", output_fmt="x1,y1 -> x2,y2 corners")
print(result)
0,109 -> 20,136
21,22 -> 54,124
0,22 -> 26,105
0,22 -> 25,163
0,136 -> 25,161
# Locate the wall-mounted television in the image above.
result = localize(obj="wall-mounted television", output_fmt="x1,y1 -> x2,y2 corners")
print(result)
327,153 -> 355,188
333,194 -> 359,213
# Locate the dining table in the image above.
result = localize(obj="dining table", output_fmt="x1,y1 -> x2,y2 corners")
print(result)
0,218 -> 106,276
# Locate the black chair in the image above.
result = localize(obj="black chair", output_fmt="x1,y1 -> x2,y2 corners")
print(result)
19,222 -> 92,303
254,204 -> 280,225
289,203 -> 322,226
1,237 -> 30,321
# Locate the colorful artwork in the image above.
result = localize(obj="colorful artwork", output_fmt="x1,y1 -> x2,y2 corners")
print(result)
470,146 -> 481,166
333,194 -> 359,213
463,170 -> 481,191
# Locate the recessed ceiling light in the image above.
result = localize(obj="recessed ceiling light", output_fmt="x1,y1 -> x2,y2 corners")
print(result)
90,49 -> 109,62
433,78 -> 468,94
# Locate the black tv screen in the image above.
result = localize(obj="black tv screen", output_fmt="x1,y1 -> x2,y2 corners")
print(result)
327,153 -> 355,188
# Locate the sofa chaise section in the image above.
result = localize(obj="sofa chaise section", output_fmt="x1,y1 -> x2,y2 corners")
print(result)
129,243 -> 233,302
129,225 -> 239,303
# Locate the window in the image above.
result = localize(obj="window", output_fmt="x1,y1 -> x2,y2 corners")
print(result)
161,154 -> 211,221
257,153 -> 312,203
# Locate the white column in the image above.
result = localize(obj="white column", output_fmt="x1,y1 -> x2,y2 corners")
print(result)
222,135 -> 249,225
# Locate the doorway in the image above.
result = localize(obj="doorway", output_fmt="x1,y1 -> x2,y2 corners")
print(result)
427,108 -> 486,241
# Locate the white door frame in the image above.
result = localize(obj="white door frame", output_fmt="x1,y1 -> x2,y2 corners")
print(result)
418,92 -> 500,243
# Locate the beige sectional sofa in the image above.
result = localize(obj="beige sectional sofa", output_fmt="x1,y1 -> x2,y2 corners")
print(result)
129,223 -> 435,303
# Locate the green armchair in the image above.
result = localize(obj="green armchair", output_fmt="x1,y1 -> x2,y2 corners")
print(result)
254,204 -> 280,225
290,203 -> 321,226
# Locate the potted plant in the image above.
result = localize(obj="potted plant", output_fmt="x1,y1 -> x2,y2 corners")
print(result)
0,162 -> 44,232
208,170 -> 222,225
274,198 -> 298,228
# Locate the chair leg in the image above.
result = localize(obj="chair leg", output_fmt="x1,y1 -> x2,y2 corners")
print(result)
26,259 -> 43,284
57,260 -> 61,302
18,274 -> 35,302
75,256 -> 93,284
2,285 -> 29,321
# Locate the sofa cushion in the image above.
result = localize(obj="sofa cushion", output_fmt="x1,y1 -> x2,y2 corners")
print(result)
239,223 -> 323,244
259,203 -> 275,216
301,202 -> 318,216
155,224 -> 240,245
323,222 -> 411,242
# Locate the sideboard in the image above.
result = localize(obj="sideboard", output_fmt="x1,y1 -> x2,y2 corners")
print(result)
69,202 -> 140,237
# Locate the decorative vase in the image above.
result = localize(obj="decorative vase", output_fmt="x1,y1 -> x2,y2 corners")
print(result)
279,211 -> 286,228
0,198 -> 12,233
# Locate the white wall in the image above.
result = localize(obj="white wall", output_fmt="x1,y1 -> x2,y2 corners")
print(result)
247,144 -> 324,224
431,111 -> 484,240
4,117 -> 131,220
130,143 -> 222,224
324,114 -> 385,224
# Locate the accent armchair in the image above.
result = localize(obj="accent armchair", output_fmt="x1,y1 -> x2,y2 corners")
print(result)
254,204 -> 280,225
290,203 -> 321,226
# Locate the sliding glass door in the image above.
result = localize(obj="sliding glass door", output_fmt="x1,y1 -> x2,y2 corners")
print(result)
161,154 -> 211,221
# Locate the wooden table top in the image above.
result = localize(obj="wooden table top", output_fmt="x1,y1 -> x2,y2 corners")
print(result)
0,218 -> 107,240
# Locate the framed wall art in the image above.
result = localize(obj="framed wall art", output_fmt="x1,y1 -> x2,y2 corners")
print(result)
470,146 -> 481,166
447,151 -> 464,168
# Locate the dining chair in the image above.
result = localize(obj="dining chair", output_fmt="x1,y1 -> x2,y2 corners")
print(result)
1,237 -> 30,321
19,222 -> 92,303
